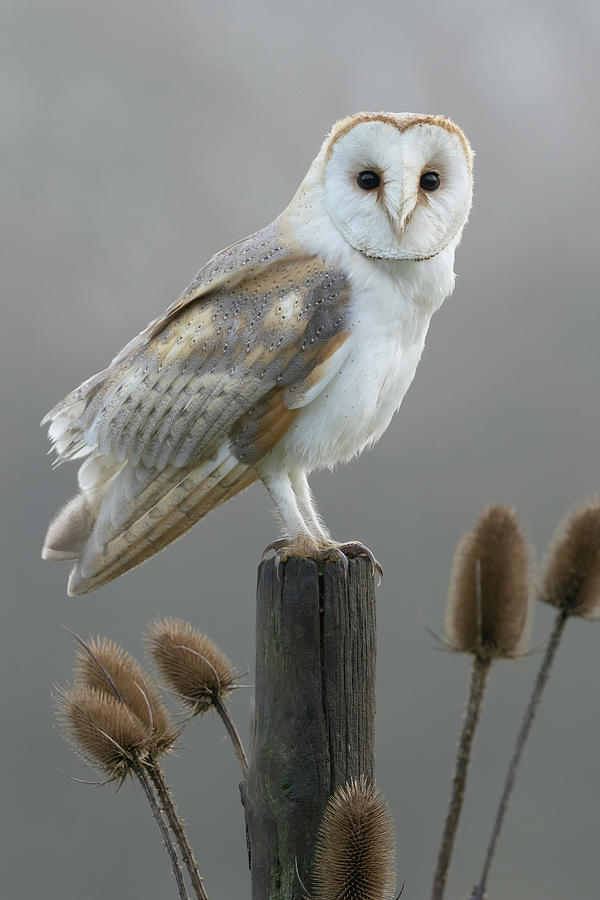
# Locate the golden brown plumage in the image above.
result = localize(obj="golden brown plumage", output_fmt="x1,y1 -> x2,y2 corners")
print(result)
43,224 -> 351,593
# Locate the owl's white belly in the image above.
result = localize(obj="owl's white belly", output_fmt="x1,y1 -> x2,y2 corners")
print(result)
277,278 -> 438,472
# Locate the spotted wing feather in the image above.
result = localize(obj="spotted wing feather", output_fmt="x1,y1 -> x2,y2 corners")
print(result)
43,225 -> 351,594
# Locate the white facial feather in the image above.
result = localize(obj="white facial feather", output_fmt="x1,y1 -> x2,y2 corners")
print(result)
42,111 -> 473,593
322,117 -> 472,260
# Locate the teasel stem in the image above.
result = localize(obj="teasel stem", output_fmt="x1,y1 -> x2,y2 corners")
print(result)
213,695 -> 249,777
471,608 -> 569,900
132,760 -> 189,900
432,654 -> 492,900
148,762 -> 209,900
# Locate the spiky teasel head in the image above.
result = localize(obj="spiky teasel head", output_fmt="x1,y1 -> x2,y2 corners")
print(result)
56,685 -> 152,783
539,497 -> 600,619
445,504 -> 533,660
312,776 -> 396,900
146,617 -> 239,714
74,635 -> 177,756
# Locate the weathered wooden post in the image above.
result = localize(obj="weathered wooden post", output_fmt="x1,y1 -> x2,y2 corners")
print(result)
242,555 -> 377,900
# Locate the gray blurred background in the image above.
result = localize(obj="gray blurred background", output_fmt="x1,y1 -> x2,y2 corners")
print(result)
2,1 -> 599,897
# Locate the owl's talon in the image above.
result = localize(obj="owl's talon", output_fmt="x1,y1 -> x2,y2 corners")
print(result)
336,542 -> 383,585
262,539 -> 287,561
332,548 -> 350,578
274,551 -> 283,581
263,539 -> 381,585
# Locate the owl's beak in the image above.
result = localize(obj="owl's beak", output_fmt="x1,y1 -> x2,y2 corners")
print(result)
392,196 -> 417,241
396,197 -> 417,240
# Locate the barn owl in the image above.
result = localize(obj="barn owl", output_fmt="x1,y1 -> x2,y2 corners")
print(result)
42,111 -> 473,595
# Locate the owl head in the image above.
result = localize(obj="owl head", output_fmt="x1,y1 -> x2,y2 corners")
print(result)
313,112 -> 473,261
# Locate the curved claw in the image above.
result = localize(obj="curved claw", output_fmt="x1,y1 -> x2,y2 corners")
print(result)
332,548 -> 350,579
262,538 -> 382,586
337,542 -> 383,586
262,539 -> 287,561
274,551 -> 283,582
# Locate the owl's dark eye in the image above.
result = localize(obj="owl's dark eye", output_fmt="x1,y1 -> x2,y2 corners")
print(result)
419,171 -> 441,191
357,170 -> 381,190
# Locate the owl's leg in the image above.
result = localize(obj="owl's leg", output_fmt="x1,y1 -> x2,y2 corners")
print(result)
291,471 -> 383,581
289,470 -> 330,543
260,469 -> 381,580
262,470 -> 309,541
260,470 -> 347,572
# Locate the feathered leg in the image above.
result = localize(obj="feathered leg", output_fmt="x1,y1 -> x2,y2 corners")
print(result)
283,469 -> 383,580
289,470 -> 330,542
261,469 -> 356,575
261,471 -> 314,550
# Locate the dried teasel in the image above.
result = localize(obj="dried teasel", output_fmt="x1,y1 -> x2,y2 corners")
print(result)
445,504 -> 533,659
74,635 -> 177,755
55,685 -> 151,781
146,617 -> 239,713
471,501 -> 600,900
58,646 -> 202,900
312,776 -> 396,900
539,497 -> 600,619
147,617 -> 248,776
433,505 -> 533,898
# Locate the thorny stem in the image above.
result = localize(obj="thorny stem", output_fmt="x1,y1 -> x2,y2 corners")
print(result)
149,763 -> 209,900
213,695 -> 249,777
133,761 -> 189,900
432,655 -> 491,900
471,609 -> 569,900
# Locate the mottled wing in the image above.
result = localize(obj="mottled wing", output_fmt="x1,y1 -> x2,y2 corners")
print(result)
43,220 -> 295,439
43,224 -> 351,594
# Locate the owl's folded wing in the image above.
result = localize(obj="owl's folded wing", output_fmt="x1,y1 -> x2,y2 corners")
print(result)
42,232 -> 351,594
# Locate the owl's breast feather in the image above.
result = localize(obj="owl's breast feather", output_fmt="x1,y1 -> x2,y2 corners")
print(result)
276,255 -> 453,472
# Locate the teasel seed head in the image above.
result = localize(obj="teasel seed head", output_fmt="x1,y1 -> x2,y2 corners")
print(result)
73,635 -> 177,756
146,617 -> 239,714
539,497 -> 600,619
445,504 -> 533,660
312,776 -> 397,900
56,685 -> 151,782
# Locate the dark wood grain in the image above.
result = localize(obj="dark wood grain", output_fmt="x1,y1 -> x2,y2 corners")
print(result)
242,556 -> 376,900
